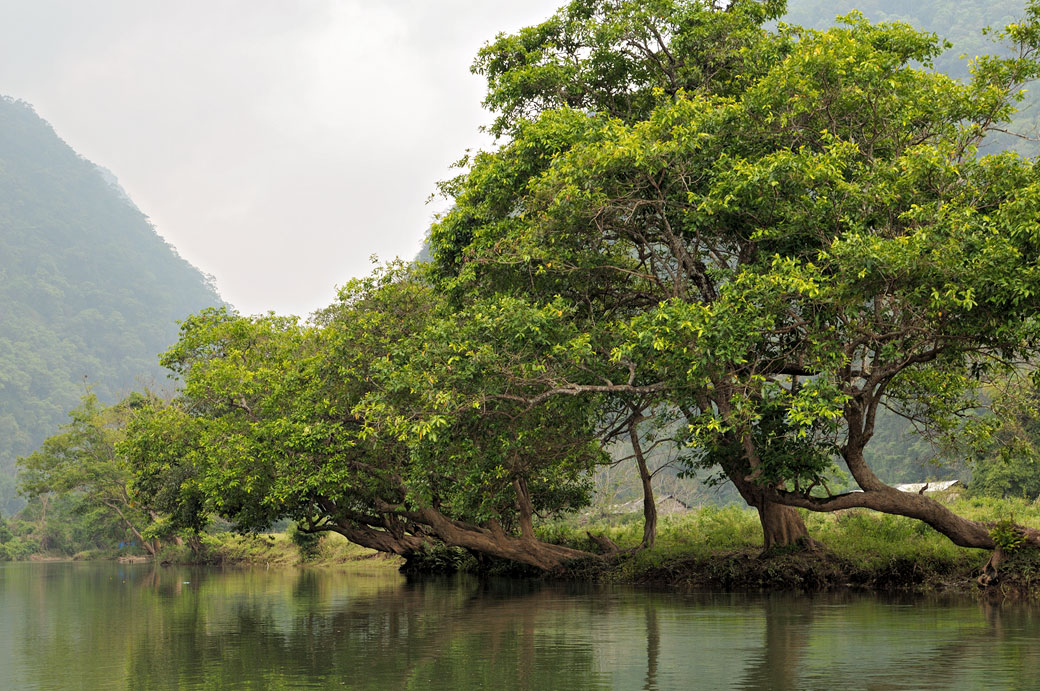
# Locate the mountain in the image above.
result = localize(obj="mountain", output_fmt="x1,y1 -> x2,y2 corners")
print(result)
0,96 -> 223,514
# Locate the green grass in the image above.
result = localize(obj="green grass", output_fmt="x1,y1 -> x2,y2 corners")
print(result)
154,530 -> 401,568
541,494 -> 1040,592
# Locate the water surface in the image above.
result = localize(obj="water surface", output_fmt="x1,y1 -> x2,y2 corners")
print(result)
1,561 -> 1037,689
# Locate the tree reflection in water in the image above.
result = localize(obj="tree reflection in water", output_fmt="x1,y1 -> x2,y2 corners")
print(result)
4,563 -> 1040,690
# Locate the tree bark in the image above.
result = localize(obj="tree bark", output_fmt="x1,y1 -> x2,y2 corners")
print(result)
331,521 -> 429,557
513,477 -> 535,541
724,462 -> 813,550
755,499 -> 812,551
773,485 -> 1007,547
629,421 -> 658,549
325,496 -> 596,570
414,507 -> 594,570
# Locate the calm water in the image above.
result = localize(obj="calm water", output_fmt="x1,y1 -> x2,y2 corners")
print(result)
1,562 -> 1039,690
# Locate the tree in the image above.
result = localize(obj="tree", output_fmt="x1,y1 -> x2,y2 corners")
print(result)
125,269 -> 606,570
432,0 -> 808,547
18,392 -> 164,555
120,401 -> 211,552
431,0 -> 1040,564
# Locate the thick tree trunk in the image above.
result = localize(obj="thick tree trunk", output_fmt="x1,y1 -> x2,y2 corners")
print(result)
332,522 -> 429,557
774,485 -> 1001,547
756,500 -> 811,551
726,467 -> 812,550
335,512 -> 592,570
330,496 -> 595,570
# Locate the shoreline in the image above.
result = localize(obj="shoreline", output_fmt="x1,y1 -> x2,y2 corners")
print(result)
14,545 -> 1039,601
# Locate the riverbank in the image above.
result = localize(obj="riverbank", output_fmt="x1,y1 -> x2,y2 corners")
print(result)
542,496 -> 1040,598
51,531 -> 403,569
13,496 -> 1040,597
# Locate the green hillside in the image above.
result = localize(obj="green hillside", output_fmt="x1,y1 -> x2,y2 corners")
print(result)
0,96 -> 223,513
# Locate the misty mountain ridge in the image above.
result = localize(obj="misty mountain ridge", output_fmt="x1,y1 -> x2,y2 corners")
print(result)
0,95 -> 224,513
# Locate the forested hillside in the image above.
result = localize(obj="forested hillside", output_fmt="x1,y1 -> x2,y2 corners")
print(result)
0,96 -> 222,514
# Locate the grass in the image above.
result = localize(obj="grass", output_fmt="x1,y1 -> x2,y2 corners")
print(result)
154,530 -> 402,568
540,493 -> 1040,594
54,494 -> 1040,595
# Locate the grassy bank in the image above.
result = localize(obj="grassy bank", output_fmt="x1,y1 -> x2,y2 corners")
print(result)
27,496 -> 1040,597
61,531 -> 403,569
159,531 -> 403,568
541,495 -> 1040,597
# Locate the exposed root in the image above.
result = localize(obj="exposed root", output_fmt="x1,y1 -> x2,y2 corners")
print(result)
586,531 -> 620,555
977,547 -> 1006,587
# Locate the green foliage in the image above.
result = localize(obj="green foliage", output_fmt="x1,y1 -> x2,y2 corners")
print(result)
783,0 -> 1040,154
990,516 -> 1027,551
432,0 -> 1040,532
15,392 -> 179,557
0,96 -> 223,514
400,543 -> 477,574
0,536 -> 39,562
288,523 -> 323,560
119,264 -> 605,564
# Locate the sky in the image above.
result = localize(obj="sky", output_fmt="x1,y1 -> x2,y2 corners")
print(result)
0,0 -> 562,316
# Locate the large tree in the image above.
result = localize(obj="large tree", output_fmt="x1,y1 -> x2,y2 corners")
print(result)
430,0 -> 1040,561
432,0 -> 807,547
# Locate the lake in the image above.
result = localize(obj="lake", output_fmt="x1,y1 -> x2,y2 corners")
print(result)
1,561 -> 1038,689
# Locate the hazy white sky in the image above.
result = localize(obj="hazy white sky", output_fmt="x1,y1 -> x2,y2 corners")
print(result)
0,0 -> 562,316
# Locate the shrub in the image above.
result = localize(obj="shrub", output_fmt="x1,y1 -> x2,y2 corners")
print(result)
288,523 -> 323,560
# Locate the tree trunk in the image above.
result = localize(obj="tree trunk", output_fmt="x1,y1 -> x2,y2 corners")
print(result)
630,421 -> 657,549
104,500 -> 158,557
756,499 -> 811,551
332,522 -> 429,557
513,477 -> 535,541
414,507 -> 594,570
328,499 -> 596,570
727,470 -> 812,550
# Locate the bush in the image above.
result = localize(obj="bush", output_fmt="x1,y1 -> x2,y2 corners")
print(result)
400,543 -> 475,574
2,537 -> 40,561
288,523 -> 323,560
